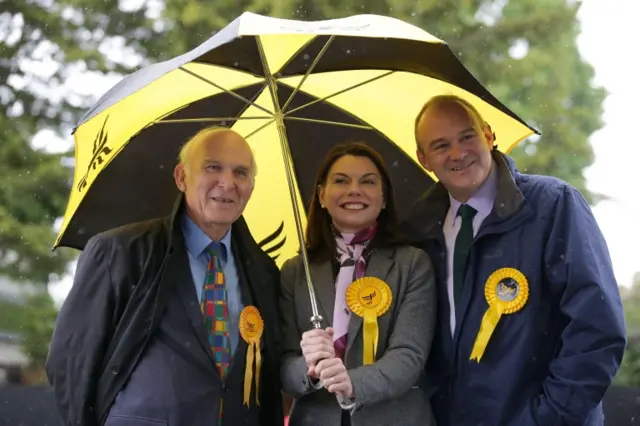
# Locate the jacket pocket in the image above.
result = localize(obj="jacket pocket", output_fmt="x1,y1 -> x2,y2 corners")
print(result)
104,414 -> 168,426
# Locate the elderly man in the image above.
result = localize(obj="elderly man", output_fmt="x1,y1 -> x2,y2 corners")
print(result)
46,127 -> 284,426
403,95 -> 626,426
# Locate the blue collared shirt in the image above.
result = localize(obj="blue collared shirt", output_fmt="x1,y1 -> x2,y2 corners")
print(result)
443,163 -> 499,334
181,214 -> 244,352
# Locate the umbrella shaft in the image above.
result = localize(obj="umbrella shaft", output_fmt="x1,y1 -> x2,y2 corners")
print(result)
259,55 -> 323,329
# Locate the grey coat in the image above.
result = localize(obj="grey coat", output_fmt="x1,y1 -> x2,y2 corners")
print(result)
279,245 -> 437,426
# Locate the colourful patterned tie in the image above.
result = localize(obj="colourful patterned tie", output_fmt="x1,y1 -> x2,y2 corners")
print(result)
201,241 -> 231,379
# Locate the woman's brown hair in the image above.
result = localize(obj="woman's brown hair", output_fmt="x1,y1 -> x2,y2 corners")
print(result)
305,140 -> 405,262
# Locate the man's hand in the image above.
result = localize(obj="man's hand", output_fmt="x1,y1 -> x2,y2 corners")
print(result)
300,327 -> 335,378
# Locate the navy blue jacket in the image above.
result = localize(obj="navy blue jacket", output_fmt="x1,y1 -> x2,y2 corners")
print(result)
403,151 -> 626,426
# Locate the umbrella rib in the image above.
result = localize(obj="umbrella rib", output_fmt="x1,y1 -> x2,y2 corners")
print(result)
281,35 -> 335,114
178,66 -> 273,116
156,116 -> 273,124
244,118 -> 275,140
284,116 -> 373,130
285,70 -> 396,116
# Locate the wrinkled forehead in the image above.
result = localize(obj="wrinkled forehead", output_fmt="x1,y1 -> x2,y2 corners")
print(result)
194,131 -> 253,167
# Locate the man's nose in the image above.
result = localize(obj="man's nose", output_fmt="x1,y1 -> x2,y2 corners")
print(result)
216,170 -> 236,189
449,142 -> 466,160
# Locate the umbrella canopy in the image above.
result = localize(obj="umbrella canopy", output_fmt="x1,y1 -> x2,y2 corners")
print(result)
55,12 -> 537,266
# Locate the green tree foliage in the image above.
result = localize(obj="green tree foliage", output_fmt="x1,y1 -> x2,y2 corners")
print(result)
20,293 -> 59,369
1,0 -> 147,284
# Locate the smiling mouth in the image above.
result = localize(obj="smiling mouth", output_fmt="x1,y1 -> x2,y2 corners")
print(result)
212,197 -> 235,204
340,203 -> 368,211
451,161 -> 475,172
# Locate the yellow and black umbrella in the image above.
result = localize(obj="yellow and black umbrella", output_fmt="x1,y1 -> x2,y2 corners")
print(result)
55,12 -> 537,325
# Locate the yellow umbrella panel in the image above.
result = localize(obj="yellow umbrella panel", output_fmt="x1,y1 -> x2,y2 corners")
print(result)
57,12 -> 538,270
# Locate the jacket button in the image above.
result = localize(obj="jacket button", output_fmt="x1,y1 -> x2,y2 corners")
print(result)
111,366 -> 119,375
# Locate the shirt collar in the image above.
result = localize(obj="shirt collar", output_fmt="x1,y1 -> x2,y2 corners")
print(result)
181,213 -> 231,261
448,161 -> 499,224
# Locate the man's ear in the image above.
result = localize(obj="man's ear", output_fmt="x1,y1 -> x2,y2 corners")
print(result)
416,148 -> 432,172
483,123 -> 495,148
174,164 -> 187,192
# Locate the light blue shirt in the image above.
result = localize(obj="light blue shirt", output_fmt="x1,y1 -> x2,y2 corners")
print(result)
181,214 -> 244,353
443,163 -> 499,334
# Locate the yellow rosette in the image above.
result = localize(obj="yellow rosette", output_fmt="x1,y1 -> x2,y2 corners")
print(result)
239,306 -> 264,406
346,277 -> 392,365
470,267 -> 529,362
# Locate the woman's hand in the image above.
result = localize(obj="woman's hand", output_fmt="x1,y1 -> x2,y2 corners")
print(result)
300,327 -> 335,378
315,357 -> 354,399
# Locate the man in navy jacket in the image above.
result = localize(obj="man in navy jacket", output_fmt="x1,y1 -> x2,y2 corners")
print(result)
404,94 -> 626,426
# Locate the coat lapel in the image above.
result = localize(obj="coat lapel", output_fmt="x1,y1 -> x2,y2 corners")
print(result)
226,244 -> 253,381
229,216 -> 281,371
345,247 -> 395,357
160,240 -> 221,379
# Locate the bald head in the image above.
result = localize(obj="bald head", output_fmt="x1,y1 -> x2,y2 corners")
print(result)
174,126 -> 257,240
179,127 -> 257,181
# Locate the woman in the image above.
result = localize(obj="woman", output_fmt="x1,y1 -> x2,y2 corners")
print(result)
279,141 -> 437,426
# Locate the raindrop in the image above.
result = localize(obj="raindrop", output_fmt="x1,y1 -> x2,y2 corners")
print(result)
392,160 -> 399,167
346,49 -> 351,54
303,53 -> 310,61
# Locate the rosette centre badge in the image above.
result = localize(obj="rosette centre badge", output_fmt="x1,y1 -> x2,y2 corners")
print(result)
470,267 -> 529,362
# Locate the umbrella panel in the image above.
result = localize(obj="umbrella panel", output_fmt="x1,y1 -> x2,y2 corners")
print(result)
193,35 -> 265,77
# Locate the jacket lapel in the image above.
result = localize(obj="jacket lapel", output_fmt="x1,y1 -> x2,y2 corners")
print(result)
345,247 -> 395,357
226,243 -> 253,380
229,216 -> 280,369
160,239 -> 221,379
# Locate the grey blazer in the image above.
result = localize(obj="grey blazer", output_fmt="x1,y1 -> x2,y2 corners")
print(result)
279,245 -> 437,426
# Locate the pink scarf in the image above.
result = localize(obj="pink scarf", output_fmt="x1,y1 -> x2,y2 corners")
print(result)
332,224 -> 377,360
